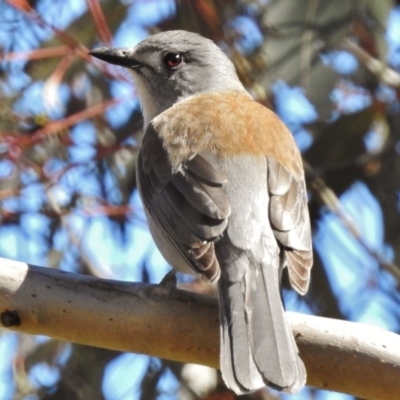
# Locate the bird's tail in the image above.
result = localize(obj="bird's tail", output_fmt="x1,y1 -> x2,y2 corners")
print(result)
218,253 -> 305,394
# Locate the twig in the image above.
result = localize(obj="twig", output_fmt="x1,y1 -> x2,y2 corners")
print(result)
342,38 -> 400,88
309,173 -> 400,285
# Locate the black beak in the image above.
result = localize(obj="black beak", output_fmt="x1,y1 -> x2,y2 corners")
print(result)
89,47 -> 141,68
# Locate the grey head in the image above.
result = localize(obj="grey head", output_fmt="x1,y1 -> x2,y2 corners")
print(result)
90,30 -> 246,126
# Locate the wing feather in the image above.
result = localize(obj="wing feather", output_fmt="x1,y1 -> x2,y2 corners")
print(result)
267,157 -> 313,295
137,124 -> 230,282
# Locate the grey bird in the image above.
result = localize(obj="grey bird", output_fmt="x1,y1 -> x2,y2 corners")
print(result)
90,30 -> 313,395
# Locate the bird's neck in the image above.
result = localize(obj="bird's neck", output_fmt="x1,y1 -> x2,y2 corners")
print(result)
141,88 -> 250,129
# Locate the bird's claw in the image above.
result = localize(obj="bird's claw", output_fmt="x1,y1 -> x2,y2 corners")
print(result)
159,269 -> 177,288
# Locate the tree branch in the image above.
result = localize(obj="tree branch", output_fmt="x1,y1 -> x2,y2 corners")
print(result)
0,257 -> 399,399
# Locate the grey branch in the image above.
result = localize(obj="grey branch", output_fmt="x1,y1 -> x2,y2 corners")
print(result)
342,38 -> 400,88
0,257 -> 399,400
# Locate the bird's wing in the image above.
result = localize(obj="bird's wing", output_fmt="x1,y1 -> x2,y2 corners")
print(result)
267,157 -> 313,294
137,124 -> 231,282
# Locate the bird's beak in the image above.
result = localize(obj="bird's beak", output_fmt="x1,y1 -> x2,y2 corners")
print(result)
89,47 -> 141,69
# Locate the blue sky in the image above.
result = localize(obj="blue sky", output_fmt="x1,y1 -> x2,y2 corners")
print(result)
0,1 -> 399,399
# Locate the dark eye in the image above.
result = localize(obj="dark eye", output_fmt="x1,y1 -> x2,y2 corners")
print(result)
163,53 -> 183,68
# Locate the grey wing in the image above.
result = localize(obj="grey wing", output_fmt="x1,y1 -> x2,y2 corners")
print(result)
267,157 -> 313,294
137,125 -> 231,282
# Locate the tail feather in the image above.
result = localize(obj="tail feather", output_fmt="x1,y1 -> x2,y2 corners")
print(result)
218,253 -> 305,394
288,324 -> 307,393
219,279 -> 264,393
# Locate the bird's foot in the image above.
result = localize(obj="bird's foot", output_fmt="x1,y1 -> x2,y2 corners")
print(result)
159,269 -> 177,288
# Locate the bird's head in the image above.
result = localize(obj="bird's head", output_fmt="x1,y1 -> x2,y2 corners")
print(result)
90,30 -> 245,126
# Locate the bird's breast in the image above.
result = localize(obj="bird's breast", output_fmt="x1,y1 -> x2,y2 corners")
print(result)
151,90 -> 304,178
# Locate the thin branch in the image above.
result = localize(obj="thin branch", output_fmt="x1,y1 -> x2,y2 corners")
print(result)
342,38 -> 400,88
86,0 -> 113,45
308,174 -> 400,286
0,257 -> 399,400
0,46 -> 70,62
43,54 -> 75,111
0,97 -> 125,146
7,0 -> 129,82
300,0 -> 318,88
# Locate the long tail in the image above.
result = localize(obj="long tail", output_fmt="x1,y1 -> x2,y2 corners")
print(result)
218,251 -> 305,394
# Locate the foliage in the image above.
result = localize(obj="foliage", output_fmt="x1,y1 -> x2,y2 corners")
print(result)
0,0 -> 399,399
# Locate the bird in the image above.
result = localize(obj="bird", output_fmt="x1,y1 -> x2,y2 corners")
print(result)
90,30 -> 313,395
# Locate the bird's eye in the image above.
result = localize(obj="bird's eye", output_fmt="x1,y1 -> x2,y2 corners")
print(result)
163,53 -> 183,68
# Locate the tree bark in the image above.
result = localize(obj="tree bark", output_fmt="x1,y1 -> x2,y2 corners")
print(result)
0,257 -> 399,400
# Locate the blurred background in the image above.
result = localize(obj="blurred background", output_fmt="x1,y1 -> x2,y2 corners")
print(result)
1,0 -> 400,399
